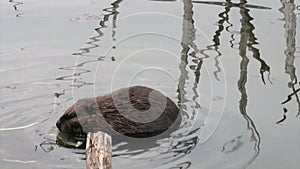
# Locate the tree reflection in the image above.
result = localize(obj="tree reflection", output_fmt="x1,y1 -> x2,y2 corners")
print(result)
198,3 -> 231,81
193,0 -> 271,84
56,0 -> 122,89
279,0 -> 300,124
8,0 -> 23,18
236,3 -> 261,167
169,0 -> 272,168
177,0 -> 202,124
191,0 -> 272,168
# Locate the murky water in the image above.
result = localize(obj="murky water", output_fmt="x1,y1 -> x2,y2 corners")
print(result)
1,0 -> 300,168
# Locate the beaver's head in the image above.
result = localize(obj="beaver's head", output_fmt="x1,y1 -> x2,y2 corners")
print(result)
56,98 -> 99,136
56,105 -> 85,137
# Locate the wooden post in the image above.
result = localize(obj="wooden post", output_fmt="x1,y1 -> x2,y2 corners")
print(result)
86,131 -> 112,169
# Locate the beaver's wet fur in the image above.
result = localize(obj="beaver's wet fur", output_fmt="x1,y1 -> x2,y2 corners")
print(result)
56,86 -> 181,145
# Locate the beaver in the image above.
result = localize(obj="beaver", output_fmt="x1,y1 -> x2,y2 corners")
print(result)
56,86 -> 181,146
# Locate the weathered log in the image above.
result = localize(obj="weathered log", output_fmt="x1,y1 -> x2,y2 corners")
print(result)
86,131 -> 112,169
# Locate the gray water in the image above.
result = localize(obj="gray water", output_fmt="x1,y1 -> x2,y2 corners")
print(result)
0,0 -> 300,168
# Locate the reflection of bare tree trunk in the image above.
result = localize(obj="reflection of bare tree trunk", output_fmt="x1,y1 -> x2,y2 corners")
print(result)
181,0 -> 195,47
281,0 -> 297,82
57,0 -> 122,89
193,1 -> 271,84
237,4 -> 261,169
279,0 -> 300,117
239,0 -> 271,85
78,0 -> 122,56
194,1 -> 263,166
198,4 -> 231,81
178,0 -> 201,121
170,0 -> 200,163
192,1 -> 265,167
112,0 -> 122,41
243,10 -> 271,84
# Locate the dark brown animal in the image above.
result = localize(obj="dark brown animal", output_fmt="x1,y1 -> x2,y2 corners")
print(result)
56,86 -> 181,141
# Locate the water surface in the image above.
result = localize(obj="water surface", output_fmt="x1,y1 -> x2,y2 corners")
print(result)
0,0 -> 300,169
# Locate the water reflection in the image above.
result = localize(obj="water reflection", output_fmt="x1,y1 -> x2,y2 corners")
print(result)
227,1 -> 262,167
56,0 -> 122,89
192,0 -> 271,10
76,0 -> 122,56
154,0 -> 270,168
192,0 -> 269,168
279,0 -> 300,123
8,0 -> 23,18
173,0 -> 201,159
236,4 -> 261,167
194,0 -> 272,84
177,0 -> 202,123
198,4 -> 231,81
